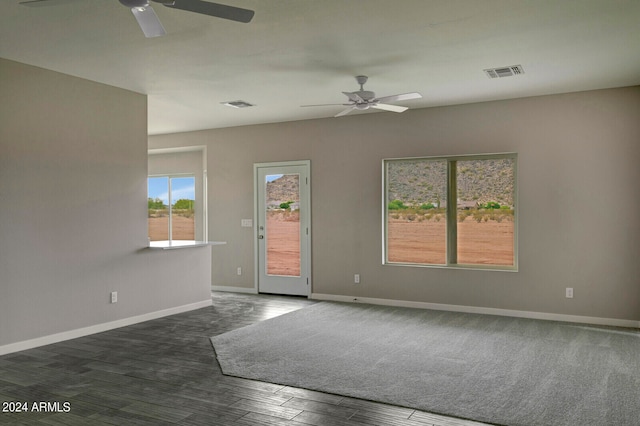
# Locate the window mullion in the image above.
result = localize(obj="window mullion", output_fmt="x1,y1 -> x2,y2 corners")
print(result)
447,161 -> 457,265
168,177 -> 173,241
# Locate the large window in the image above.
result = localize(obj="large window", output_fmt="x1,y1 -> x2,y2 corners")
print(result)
148,175 -> 196,242
384,153 -> 517,270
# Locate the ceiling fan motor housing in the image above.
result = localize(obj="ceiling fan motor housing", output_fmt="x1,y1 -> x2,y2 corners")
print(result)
353,76 -> 375,102
357,90 -> 376,101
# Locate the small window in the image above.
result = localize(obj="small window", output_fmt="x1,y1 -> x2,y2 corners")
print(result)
384,153 -> 517,270
148,175 -> 196,242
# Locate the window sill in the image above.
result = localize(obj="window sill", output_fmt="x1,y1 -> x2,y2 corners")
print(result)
148,240 -> 227,250
384,261 -> 518,272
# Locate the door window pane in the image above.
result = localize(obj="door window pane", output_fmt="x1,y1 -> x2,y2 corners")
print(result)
265,174 -> 301,276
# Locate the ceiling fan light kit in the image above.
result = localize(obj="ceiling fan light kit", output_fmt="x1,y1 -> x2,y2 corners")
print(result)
302,75 -> 422,118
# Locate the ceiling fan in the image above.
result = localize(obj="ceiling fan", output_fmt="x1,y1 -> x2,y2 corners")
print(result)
19,0 -> 255,38
301,75 -> 422,117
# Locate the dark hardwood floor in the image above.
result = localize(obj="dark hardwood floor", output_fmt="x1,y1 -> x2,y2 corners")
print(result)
0,292 -> 489,425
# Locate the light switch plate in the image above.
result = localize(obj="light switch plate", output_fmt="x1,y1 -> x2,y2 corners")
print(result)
241,219 -> 252,227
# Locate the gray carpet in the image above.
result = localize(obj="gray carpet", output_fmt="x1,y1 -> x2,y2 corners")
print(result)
210,302 -> 640,426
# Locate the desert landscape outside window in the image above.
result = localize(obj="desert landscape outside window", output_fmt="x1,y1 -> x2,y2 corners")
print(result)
265,173 -> 301,277
148,175 -> 196,242
384,153 -> 517,270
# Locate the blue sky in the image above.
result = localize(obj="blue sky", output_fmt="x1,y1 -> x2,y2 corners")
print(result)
266,174 -> 283,182
148,177 -> 195,205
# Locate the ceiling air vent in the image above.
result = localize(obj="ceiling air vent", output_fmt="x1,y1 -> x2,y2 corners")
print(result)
484,65 -> 524,79
221,100 -> 255,108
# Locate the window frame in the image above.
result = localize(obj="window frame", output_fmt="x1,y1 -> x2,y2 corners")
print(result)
148,146 -> 207,244
382,152 -> 518,271
147,173 -> 206,242
147,173 -> 198,242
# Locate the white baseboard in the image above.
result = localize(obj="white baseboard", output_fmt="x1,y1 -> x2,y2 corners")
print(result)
0,299 -> 213,356
311,293 -> 640,329
211,285 -> 257,294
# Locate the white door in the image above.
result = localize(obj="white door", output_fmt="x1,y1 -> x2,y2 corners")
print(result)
255,161 -> 310,296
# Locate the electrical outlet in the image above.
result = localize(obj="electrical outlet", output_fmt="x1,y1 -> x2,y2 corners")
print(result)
354,274 -> 360,284
110,291 -> 118,304
565,288 -> 573,298
237,267 -> 242,276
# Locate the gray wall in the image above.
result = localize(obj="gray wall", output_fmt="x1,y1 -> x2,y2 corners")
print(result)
150,86 -> 640,322
0,59 -> 212,351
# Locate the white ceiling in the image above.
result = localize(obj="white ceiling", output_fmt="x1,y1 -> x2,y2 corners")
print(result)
1,0 -> 639,135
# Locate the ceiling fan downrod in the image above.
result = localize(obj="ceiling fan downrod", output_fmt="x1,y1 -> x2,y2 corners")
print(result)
355,75 -> 368,91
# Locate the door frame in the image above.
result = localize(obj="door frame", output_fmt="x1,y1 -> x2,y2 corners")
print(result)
253,160 -> 311,296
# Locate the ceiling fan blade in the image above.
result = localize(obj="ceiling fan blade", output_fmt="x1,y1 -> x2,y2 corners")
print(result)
335,107 -> 355,117
19,0 -> 81,6
131,6 -> 167,38
301,103 -> 350,107
162,0 -> 255,23
371,103 -> 408,113
375,92 -> 422,104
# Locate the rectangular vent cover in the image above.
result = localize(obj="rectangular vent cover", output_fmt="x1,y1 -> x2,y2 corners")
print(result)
222,100 -> 255,108
484,65 -> 524,79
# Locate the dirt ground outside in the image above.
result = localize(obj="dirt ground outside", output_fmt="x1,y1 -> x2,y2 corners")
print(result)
388,218 -> 447,264
266,211 -> 300,276
387,216 -> 514,266
149,211 -> 512,270
148,215 -> 194,241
